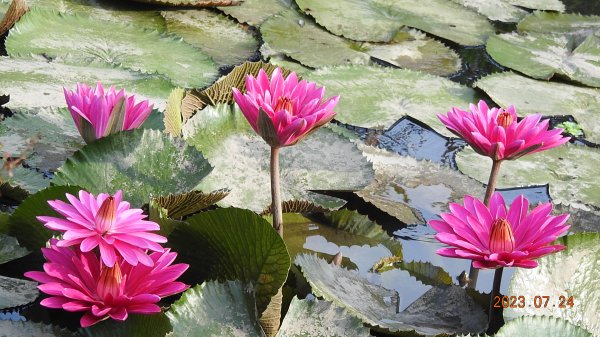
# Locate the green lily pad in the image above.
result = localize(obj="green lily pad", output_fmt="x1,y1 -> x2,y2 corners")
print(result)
0,321 -> 78,337
295,254 -> 487,335
518,12 -> 600,35
260,10 -> 370,68
3,162 -> 49,194
266,55 -> 312,77
26,0 -> 166,30
305,65 -> 476,134
79,313 -> 172,337
372,258 -> 454,286
152,189 -> 229,219
459,316 -> 593,337
296,0 -> 494,45
218,0 -> 292,26
6,9 -> 218,88
356,144 -> 485,224
0,212 -> 9,233
169,208 -> 290,314
475,72 -> 600,144
486,32 -> 600,87
0,275 -> 38,309
277,297 -> 373,337
162,10 -> 258,66
0,56 -> 173,111
553,203 -> 600,233
167,281 -> 264,337
183,104 -> 374,212
53,129 -> 212,207
164,88 -> 185,137
0,234 -> 29,264
451,0 -> 564,23
456,145 -> 600,209
9,185 -> 82,251
505,233 -> 600,336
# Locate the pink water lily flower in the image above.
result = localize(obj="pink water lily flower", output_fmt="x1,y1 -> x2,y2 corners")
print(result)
232,68 -> 339,147
25,239 -> 188,327
37,190 -> 166,267
430,192 -> 569,269
438,100 -> 569,160
64,83 -> 153,144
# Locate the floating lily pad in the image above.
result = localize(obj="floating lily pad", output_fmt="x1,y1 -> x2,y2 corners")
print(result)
497,316 -> 592,337
162,10 -> 258,66
0,234 -> 29,264
553,203 -> 600,233
0,321 -> 78,337
505,233 -> 600,336
218,0 -> 292,26
53,129 -> 212,207
356,145 -> 485,224
475,72 -> 600,144
9,185 -> 83,251
0,275 -> 38,309
296,0 -> 494,45
183,104 -> 374,212
278,297 -> 373,337
295,254 -> 486,335
79,313 -> 172,337
486,32 -> 600,87
6,9 -> 218,88
3,163 -> 49,194
305,65 -> 476,134
0,56 -> 173,111
260,10 -> 370,68
451,0 -> 564,23
518,12 -> 600,35
456,145 -> 600,209
266,55 -> 312,77
26,0 -> 166,30
167,281 -> 264,337
169,208 -> 290,314
372,258 -> 453,286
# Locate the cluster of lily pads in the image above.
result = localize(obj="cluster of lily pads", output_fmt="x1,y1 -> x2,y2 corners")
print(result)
0,0 -> 599,337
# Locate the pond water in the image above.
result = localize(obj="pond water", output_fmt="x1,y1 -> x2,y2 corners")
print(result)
0,0 -> 599,334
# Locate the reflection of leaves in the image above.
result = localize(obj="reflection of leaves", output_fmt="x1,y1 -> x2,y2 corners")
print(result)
372,257 -> 453,286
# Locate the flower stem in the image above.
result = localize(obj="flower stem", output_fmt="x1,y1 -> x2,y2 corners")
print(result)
468,159 -> 503,288
270,146 -> 283,237
486,267 -> 505,335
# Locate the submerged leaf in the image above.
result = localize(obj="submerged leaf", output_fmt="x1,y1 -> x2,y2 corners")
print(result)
506,233 -> 600,336
53,129 -> 212,207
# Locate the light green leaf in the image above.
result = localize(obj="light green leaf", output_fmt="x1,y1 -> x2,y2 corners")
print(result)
167,281 -> 264,337
451,0 -> 564,23
6,9 -> 218,88
356,144 -> 485,223
53,129 -> 212,207
305,65 -> 476,134
486,32 -> 600,87
0,56 -> 173,111
260,10 -> 370,68
0,275 -> 38,309
296,0 -> 495,45
164,88 -> 185,137
9,185 -> 82,251
295,254 -> 487,335
3,162 -> 49,194
518,12 -> 600,35
475,72 -> 600,144
372,258 -> 454,286
457,145 -> 600,209
505,233 -> 600,336
79,313 -> 172,337
458,316 -> 593,337
276,297 -> 373,337
25,0 -> 166,30
0,321 -> 78,337
0,234 -> 29,264
162,9 -> 258,66
169,208 -> 290,314
183,104 -> 373,212
218,0 -> 292,26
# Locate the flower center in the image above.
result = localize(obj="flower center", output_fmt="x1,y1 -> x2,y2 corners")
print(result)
489,218 -> 515,253
274,96 -> 294,114
97,262 -> 122,300
96,196 -> 116,234
496,111 -> 514,128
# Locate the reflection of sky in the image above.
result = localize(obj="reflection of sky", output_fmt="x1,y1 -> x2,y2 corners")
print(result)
0,310 -> 25,321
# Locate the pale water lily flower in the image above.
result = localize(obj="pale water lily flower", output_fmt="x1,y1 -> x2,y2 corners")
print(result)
430,192 -> 569,269
37,190 -> 166,267
25,239 -> 188,327
64,82 -> 153,144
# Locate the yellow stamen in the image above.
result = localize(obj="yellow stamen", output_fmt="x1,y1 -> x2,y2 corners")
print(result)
274,97 -> 294,114
497,111 -> 514,128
